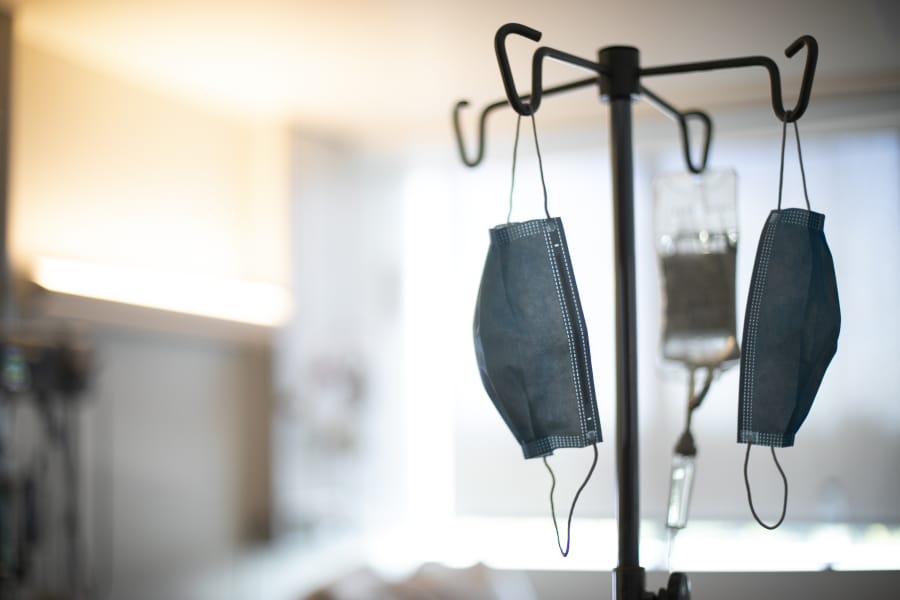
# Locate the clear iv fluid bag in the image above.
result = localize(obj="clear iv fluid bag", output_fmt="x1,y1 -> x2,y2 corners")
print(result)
654,170 -> 740,366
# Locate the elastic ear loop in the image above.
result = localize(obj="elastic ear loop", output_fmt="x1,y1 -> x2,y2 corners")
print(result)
743,442 -> 789,530
542,442 -> 599,556
776,118 -> 811,211
507,113 -> 551,224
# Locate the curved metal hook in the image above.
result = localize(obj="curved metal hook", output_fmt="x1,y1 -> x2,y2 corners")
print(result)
679,111 -> 712,174
641,86 -> 713,174
641,35 -> 818,123
495,22 -> 542,116
761,35 -> 817,122
453,76 -> 600,168
452,98 -> 507,167
452,100 -> 479,166
453,100 -> 485,167
749,35 -> 818,122
781,35 -> 817,121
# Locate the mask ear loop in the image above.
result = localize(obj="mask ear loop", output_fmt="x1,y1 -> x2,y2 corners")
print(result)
542,442 -> 598,556
506,113 -> 551,224
776,117 -> 812,211
743,442 -> 789,529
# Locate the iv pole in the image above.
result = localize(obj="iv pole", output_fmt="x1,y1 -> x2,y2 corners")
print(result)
454,23 -> 817,600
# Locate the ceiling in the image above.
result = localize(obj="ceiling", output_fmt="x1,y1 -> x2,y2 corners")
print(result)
8,0 -> 900,146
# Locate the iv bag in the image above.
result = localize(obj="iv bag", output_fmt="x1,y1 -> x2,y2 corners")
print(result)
654,170 -> 740,367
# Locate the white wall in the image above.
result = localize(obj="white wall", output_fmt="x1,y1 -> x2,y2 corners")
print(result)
272,135 -> 407,536
83,320 -> 272,598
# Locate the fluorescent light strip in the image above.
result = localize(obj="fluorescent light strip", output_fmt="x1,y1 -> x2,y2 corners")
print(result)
33,256 -> 291,327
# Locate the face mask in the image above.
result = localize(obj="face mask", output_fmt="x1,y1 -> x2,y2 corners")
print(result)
739,119 -> 841,528
474,216 -> 601,458
473,114 -> 601,555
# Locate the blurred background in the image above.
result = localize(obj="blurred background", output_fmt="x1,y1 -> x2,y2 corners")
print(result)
0,1 -> 898,599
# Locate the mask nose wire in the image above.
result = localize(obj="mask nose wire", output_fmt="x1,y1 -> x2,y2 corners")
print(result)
776,117 -> 812,211
543,442 -> 599,557
743,442 -> 789,530
507,113 -> 551,224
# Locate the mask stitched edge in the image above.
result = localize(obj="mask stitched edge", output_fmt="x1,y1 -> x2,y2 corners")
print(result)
739,211 -> 781,445
540,221 -> 589,443
549,221 -> 601,442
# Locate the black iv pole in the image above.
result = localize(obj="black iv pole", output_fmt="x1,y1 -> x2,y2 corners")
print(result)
454,23 -> 818,600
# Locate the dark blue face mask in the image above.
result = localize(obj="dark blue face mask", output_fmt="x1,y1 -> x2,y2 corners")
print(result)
739,120 -> 841,529
473,114 -> 601,555
474,217 -> 602,458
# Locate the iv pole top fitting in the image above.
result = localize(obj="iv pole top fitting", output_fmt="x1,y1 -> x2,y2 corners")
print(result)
597,46 -> 641,101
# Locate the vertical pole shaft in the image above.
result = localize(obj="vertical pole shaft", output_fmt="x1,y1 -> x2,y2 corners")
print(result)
609,97 -> 644,600
610,96 -> 639,569
598,45 -> 644,600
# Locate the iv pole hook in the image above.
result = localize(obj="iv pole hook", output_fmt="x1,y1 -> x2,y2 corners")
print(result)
780,35 -> 817,121
495,23 -> 542,116
452,100 -> 485,167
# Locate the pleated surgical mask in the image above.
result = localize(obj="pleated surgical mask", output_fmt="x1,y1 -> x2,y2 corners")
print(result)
738,119 -> 841,529
474,217 -> 601,458
473,114 -> 601,555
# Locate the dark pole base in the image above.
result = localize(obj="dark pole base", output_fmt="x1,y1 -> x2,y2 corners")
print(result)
614,569 -> 691,600
657,572 -> 692,600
